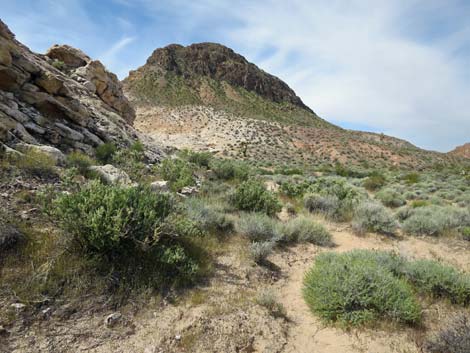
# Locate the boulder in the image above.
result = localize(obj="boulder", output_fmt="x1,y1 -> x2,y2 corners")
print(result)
89,164 -> 133,186
16,143 -> 66,165
180,186 -> 198,196
45,44 -> 90,69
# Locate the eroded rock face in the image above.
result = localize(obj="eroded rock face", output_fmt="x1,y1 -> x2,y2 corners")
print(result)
138,43 -> 312,111
0,20 -> 154,159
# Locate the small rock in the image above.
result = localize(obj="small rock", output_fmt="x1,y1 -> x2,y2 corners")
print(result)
0,224 -> 24,251
0,325 -> 8,336
41,307 -> 52,319
175,334 -> 181,341
150,180 -> 169,192
105,312 -> 122,327
180,186 -> 198,196
10,303 -> 26,311
89,164 -> 133,186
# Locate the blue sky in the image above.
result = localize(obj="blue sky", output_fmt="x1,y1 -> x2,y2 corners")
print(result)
2,0 -> 470,152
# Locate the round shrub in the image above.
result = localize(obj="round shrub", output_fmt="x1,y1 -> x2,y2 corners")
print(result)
281,216 -> 332,246
209,159 -> 250,180
375,189 -> 406,208
363,173 -> 386,191
303,251 -> 422,326
53,181 -> 174,256
95,142 -> 116,164
184,198 -> 233,233
236,213 -> 281,242
66,151 -> 94,177
352,201 -> 398,236
159,158 -> 195,191
303,193 -> 339,218
231,180 -> 281,216
249,241 -> 275,263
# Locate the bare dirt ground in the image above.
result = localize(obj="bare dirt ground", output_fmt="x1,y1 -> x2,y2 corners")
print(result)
5,216 -> 470,353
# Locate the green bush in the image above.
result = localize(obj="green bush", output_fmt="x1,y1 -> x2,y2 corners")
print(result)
279,180 -> 311,197
231,180 -> 281,216
462,227 -> 470,241
159,158 -> 195,191
281,216 -> 332,246
209,159 -> 250,180
15,149 -> 56,177
180,149 -> 213,168
236,213 -> 281,242
305,177 -> 366,220
352,201 -> 398,236
53,181 -> 173,256
363,172 -> 386,191
403,172 -> 420,184
375,189 -> 406,208
53,181 -> 202,284
66,151 -> 94,177
401,259 -> 470,305
95,143 -> 117,164
303,251 -> 422,326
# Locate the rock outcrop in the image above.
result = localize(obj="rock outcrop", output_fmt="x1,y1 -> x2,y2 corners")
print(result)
448,143 -> 470,159
0,20 -> 160,160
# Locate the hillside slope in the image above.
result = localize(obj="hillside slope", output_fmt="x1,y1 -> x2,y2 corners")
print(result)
124,43 -> 461,169
449,143 -> 470,159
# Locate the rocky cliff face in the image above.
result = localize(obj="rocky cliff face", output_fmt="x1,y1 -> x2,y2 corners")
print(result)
449,143 -> 470,159
0,20 -> 161,159
142,43 -> 311,111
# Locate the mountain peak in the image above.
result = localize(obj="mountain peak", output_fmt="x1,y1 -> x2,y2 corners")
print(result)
137,42 -> 313,112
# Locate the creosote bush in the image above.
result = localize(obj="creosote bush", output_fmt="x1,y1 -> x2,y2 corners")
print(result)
95,142 -> 117,164
352,200 -> 398,236
231,180 -> 281,216
66,151 -> 95,177
303,250 -> 422,326
159,158 -> 195,191
209,158 -> 250,180
53,181 -> 200,284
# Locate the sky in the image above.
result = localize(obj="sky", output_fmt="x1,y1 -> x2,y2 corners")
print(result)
1,0 -> 470,152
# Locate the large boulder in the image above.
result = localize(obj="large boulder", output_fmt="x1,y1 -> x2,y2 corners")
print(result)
45,44 -> 90,69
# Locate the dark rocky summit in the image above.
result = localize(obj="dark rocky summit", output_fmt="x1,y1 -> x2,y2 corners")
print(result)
129,42 -> 313,112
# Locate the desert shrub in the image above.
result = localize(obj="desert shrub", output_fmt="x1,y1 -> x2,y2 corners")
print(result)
375,189 -> 406,208
66,151 -> 95,177
396,206 -> 414,221
305,177 -> 365,220
402,206 -> 469,237
249,241 -> 274,263
403,172 -> 420,184
256,289 -> 287,318
352,201 -> 398,236
112,143 -> 147,182
184,198 -> 232,234
95,142 -> 117,164
401,259 -> 470,305
411,200 -> 429,208
159,158 -> 195,191
236,213 -> 281,242
53,181 -> 202,284
52,59 -> 65,70
425,315 -> 470,353
280,216 -> 332,246
14,149 -> 56,177
188,151 -> 212,168
303,193 -> 339,218
53,181 -> 174,256
461,227 -> 470,241
209,159 -> 250,180
303,250 -> 422,326
363,172 -> 386,191
274,166 -> 304,175
231,180 -> 281,216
